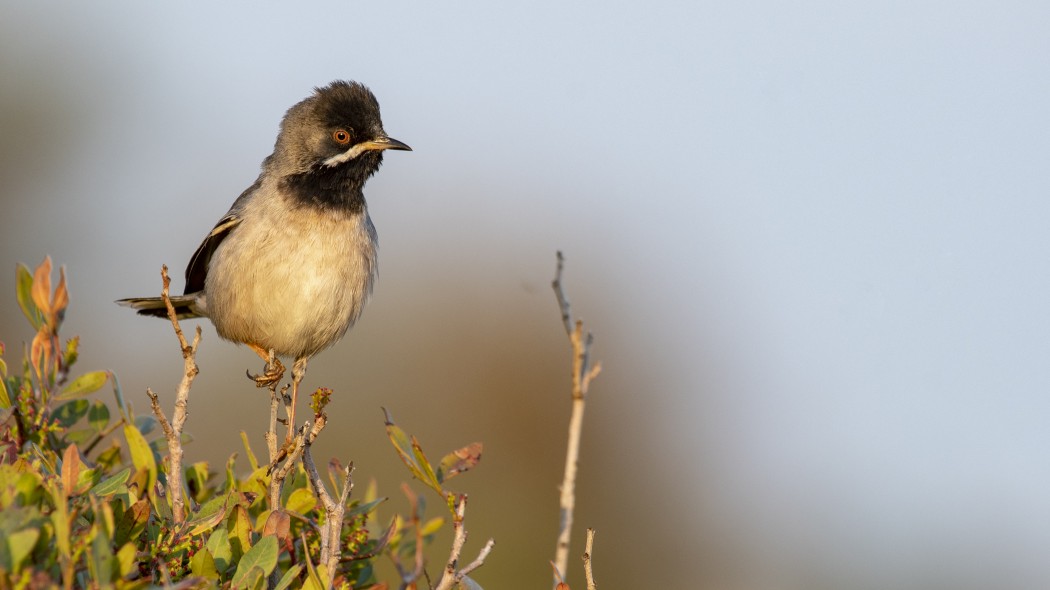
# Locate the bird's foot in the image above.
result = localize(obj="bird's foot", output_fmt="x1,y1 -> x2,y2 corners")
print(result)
248,358 -> 286,387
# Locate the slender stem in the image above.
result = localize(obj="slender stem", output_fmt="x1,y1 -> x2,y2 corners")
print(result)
303,443 -> 352,574
434,496 -> 495,590
147,265 -> 200,524
583,528 -> 597,590
551,252 -> 601,586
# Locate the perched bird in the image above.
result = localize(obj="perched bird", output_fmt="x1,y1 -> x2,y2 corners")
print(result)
118,80 -> 410,438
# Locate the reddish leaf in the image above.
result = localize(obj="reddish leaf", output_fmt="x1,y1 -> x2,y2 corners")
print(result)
31,256 -> 52,314
437,442 -> 483,484
61,443 -> 82,495
262,510 -> 291,547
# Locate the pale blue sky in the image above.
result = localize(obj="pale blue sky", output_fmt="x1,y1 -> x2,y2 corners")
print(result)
2,2 -> 1049,588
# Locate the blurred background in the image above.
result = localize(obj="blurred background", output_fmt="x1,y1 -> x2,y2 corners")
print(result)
2,2 -> 1049,588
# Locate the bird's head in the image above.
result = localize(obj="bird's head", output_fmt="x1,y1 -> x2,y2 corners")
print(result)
272,81 -> 411,189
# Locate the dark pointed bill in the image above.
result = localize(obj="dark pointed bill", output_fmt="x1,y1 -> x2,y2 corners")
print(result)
323,135 -> 412,167
363,136 -> 412,152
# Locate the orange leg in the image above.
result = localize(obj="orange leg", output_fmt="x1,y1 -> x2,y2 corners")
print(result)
288,357 -> 308,442
247,343 -> 285,386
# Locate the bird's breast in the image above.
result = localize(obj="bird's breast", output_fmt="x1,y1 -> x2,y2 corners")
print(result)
204,193 -> 378,358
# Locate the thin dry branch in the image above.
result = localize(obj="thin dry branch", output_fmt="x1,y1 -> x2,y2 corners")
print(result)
270,416 -> 326,497
434,495 -> 496,590
264,382 -> 285,468
303,444 -> 353,574
551,252 -> 601,585
583,528 -> 597,590
265,382 -> 292,509
146,265 -> 201,524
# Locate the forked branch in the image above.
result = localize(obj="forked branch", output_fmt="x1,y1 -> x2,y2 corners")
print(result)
551,252 -> 601,586
146,265 -> 201,524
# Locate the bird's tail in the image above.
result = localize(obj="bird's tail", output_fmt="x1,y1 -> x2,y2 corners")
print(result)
115,295 -> 201,320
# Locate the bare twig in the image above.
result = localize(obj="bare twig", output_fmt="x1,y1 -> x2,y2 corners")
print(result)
457,538 -> 496,579
265,382 -> 292,509
303,445 -> 353,575
551,252 -> 601,585
147,265 -> 201,524
269,415 -> 325,503
264,382 -> 283,468
583,528 -> 597,590
434,494 -> 496,590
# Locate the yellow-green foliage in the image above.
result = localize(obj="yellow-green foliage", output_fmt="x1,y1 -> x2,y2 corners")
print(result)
0,259 -> 484,589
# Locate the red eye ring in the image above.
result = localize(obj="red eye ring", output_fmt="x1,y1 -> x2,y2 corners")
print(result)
332,129 -> 352,145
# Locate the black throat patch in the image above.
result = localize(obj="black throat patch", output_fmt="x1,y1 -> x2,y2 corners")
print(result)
279,151 -> 383,213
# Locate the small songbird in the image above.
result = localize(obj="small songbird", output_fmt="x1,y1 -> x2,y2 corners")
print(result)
118,80 -> 410,438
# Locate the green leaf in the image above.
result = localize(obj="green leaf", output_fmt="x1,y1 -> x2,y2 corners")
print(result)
75,465 -> 100,496
190,546 -> 219,579
420,516 -> 445,537
152,485 -> 173,521
347,497 -> 386,519
206,527 -> 232,574
244,566 -> 267,590
7,528 -> 39,570
240,431 -> 260,472
52,399 -> 90,428
64,428 -> 95,446
123,424 -> 156,493
13,470 -> 45,504
384,408 -> 442,493
285,487 -> 317,515
232,535 -> 278,586
186,461 -> 210,503
89,467 -> 130,497
15,264 -> 43,329
116,543 -> 138,578
227,504 -> 253,562
89,524 -> 117,583
88,401 -> 110,434
437,442 -> 483,484
62,337 -> 78,372
411,436 -> 443,494
95,443 -> 123,472
186,491 -> 231,536
27,443 -> 56,476
58,370 -> 109,400
109,372 -> 130,424
114,500 -> 149,547
134,415 -> 157,436
240,464 -> 270,498
150,431 -> 192,454
0,376 -> 10,409
50,501 -> 71,558
273,564 -> 303,590
223,453 -> 238,494
302,553 -> 325,590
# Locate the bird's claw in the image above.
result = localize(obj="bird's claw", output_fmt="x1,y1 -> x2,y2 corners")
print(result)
247,358 -> 286,387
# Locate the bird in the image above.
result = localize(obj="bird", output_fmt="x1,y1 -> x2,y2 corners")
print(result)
118,80 -> 410,440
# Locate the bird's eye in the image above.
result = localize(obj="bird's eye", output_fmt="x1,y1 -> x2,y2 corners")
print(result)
332,129 -> 352,145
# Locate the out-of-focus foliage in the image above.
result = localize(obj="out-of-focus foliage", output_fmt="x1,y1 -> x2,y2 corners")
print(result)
0,258 -> 487,589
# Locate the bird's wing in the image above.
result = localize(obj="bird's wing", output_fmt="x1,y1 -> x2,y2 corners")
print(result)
184,214 -> 241,294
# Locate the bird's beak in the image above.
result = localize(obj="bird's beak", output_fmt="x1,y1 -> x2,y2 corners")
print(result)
360,136 -> 412,152
323,135 -> 412,167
